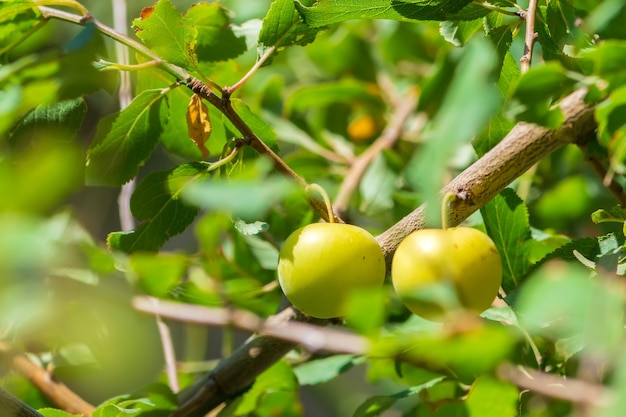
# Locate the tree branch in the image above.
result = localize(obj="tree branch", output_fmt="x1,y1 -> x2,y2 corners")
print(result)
333,89 -> 418,218
0,386 -> 46,417
497,363 -> 612,408
519,0 -> 538,72
172,87 -> 598,416
133,297 -> 366,355
0,342 -> 95,416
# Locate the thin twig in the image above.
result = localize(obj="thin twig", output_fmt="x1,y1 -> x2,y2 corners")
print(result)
520,0 -> 538,73
497,363 -> 612,408
113,0 -> 135,231
0,342 -> 95,416
156,314 -> 180,393
585,151 -> 626,207
332,89 -> 418,218
133,297 -> 367,355
226,45 -> 277,94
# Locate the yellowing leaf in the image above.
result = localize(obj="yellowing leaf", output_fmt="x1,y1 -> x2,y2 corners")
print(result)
186,93 -> 211,158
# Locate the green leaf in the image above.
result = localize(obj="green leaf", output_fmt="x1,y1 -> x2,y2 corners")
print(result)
258,0 -> 321,63
294,354 -> 362,385
295,0 -> 488,27
107,163 -> 209,253
353,377 -> 445,417
38,409 -> 81,417
286,79 -> 384,115
486,25 -> 513,77
183,175 -> 297,220
0,141 -> 83,214
0,5 -> 42,55
546,0 -> 584,49
9,98 -> 86,145
592,206 -> 626,224
86,89 -> 168,186
507,62 -> 577,128
295,0 -> 411,27
359,153 -> 398,216
227,98 -> 279,152
516,262 -> 624,355
439,19 -> 483,47
466,375 -> 518,417
130,252 -> 188,297
408,38 -> 501,224
480,188 -> 532,293
372,322 -> 517,381
235,361 -> 299,415
472,111 -> 515,156
392,0 -> 490,21
185,3 -> 247,62
132,0 -> 197,69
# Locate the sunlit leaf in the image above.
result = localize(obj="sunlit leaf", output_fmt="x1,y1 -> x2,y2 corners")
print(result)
507,62 -> 577,127
295,0 -> 488,27
258,0 -> 321,63
132,0 -> 197,69
86,88 -> 168,186
130,252 -> 188,297
466,375 -> 518,417
185,2 -> 247,62
481,188 -> 532,293
38,409 -> 81,417
591,205 -> 626,224
235,361 -> 299,415
516,261 -> 624,355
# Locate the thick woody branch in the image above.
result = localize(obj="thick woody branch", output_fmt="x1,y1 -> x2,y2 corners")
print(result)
0,386 -> 45,417
173,87 -> 598,416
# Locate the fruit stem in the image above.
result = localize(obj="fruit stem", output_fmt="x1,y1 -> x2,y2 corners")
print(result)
306,184 -> 335,224
441,192 -> 457,230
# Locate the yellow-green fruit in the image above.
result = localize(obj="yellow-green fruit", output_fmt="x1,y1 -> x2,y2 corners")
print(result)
391,227 -> 502,319
277,223 -> 386,319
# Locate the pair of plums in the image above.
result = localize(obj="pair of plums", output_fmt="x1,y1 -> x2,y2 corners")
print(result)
277,223 -> 502,320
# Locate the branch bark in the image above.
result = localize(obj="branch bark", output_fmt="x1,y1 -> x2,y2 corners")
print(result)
173,87 -> 598,416
0,386 -> 45,417
0,342 -> 95,416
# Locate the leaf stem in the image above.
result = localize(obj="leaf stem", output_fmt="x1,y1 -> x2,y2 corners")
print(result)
473,1 -> 522,17
306,183 -> 336,223
441,192 -> 456,230
96,58 -> 162,71
33,0 -> 90,18
206,145 -> 241,172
